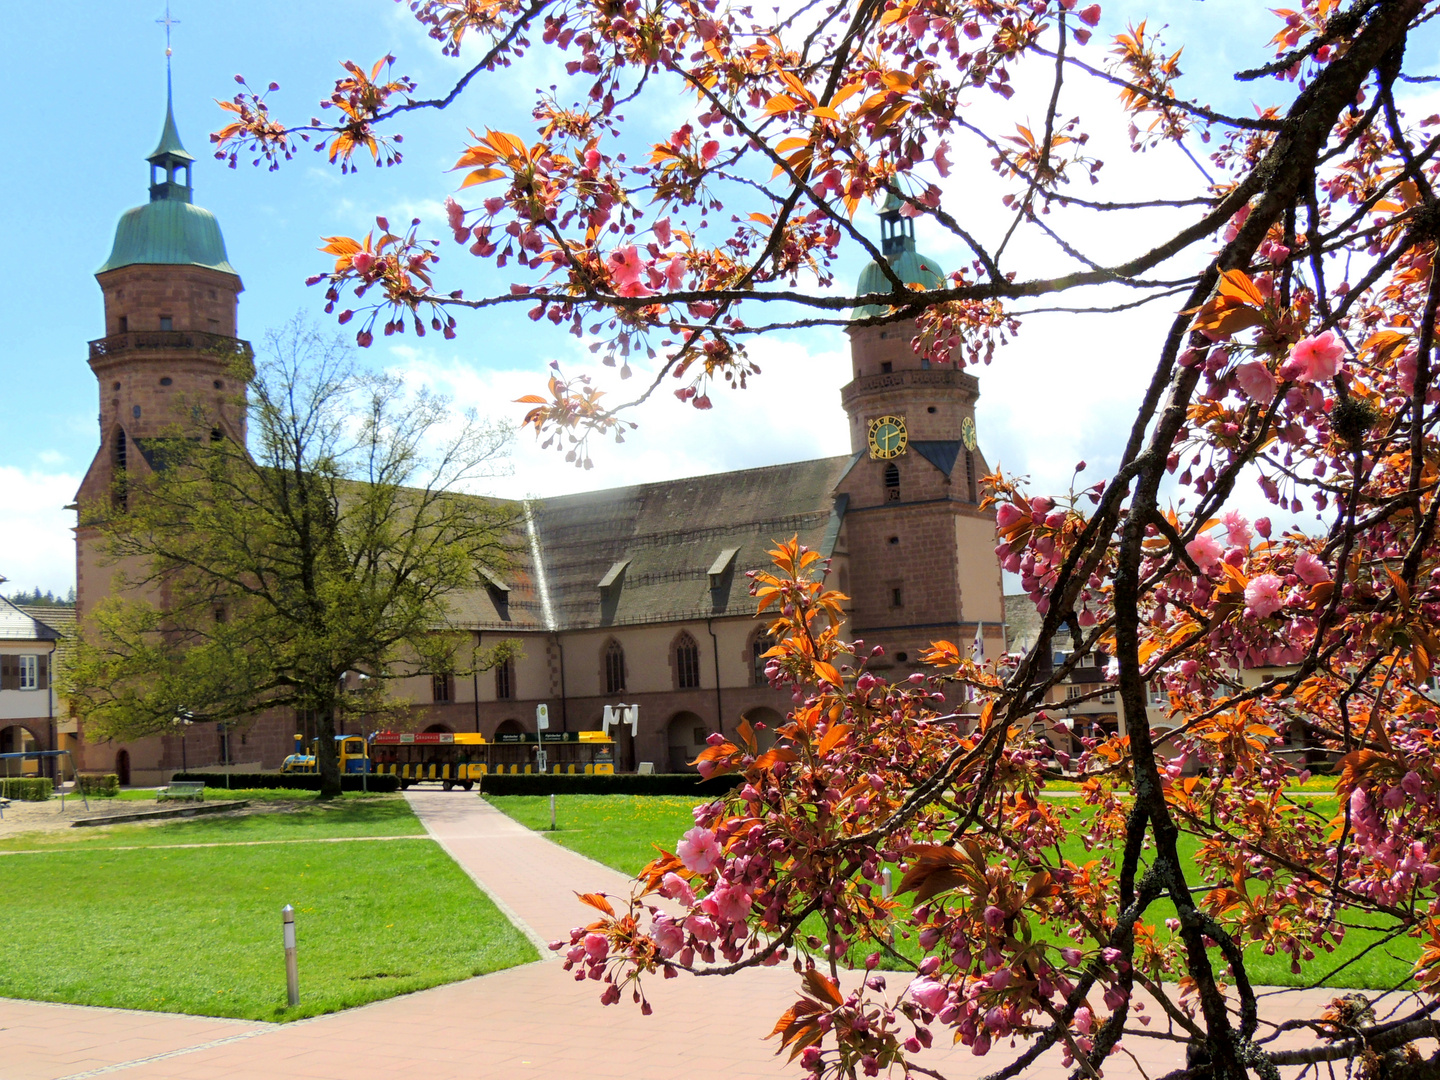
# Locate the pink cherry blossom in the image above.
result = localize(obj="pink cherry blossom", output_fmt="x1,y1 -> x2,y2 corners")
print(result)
712,883 -> 751,923
1234,361 -> 1277,403
1294,551 -> 1330,585
685,913 -> 719,941
651,914 -> 685,958
351,251 -> 377,275
995,503 -> 1024,529
584,932 -> 609,960
909,975 -> 950,1012
1281,331 -> 1345,383
606,246 -> 653,297
653,217 -> 672,245
1222,510 -> 1252,548
677,826 -> 723,874
1244,573 -> 1285,619
664,256 -> 686,291
1185,533 -> 1223,573
1398,347 -> 1418,394
659,871 -> 696,905
934,140 -> 952,178
444,196 -> 466,242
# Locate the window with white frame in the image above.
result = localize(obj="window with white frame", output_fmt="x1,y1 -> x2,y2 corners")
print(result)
1066,684 -> 1084,701
1147,682 -> 1169,708
18,655 -> 38,690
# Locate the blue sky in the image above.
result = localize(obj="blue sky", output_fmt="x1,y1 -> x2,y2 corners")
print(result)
2,1 -> 1435,595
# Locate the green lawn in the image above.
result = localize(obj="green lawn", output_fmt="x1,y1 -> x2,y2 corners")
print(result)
487,794 -> 702,876
0,794 -> 422,852
106,786 -> 391,802
0,797 -> 536,1020
486,792 -> 1418,990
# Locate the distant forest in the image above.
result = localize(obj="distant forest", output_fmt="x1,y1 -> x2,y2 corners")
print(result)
4,587 -> 76,608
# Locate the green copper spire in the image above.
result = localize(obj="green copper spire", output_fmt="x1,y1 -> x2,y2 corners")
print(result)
852,193 -> 946,320
148,71 -> 194,167
96,67 -> 236,277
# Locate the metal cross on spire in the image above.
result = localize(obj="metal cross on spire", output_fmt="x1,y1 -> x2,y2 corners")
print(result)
156,3 -> 180,64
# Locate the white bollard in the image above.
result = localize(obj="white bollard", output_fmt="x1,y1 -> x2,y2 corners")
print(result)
881,867 -> 893,899
282,904 -> 300,1007
550,793 -> 557,831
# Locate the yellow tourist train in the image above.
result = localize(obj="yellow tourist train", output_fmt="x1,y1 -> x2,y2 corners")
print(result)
368,730 -> 615,790
280,734 -> 372,776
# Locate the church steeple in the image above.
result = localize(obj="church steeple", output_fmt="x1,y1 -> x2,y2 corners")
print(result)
878,192 -> 915,257
146,75 -> 195,204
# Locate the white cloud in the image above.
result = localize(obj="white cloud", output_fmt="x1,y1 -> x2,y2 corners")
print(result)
0,468 -> 78,595
383,329 -> 855,500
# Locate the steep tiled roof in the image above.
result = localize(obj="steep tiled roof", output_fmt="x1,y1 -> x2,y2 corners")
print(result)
0,598 -> 63,641
449,456 -> 851,632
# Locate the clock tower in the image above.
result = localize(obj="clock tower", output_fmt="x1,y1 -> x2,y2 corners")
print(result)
834,197 -> 1003,668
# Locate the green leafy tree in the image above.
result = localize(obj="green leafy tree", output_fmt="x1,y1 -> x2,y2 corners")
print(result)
64,317 -> 518,796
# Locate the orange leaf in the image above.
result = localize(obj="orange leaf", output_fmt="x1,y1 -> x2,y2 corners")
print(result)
577,892 -> 615,916
817,723 -> 851,756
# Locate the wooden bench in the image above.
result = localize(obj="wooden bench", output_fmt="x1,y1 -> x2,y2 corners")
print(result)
157,781 -> 205,803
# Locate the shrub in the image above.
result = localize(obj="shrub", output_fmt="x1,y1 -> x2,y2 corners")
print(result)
479,772 -> 744,797
0,777 -> 54,801
171,772 -> 401,793
76,773 -> 120,796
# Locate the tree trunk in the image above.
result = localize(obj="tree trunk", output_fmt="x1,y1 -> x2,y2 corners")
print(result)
316,705 -> 342,799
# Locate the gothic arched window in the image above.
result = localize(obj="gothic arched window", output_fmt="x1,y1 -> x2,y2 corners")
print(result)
752,633 -> 777,687
112,428 -> 129,511
674,632 -> 701,690
603,639 -> 627,695
495,657 -> 515,700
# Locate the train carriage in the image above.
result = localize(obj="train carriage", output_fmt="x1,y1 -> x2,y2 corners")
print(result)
369,731 -> 487,790
488,731 -> 615,775
368,729 -> 616,787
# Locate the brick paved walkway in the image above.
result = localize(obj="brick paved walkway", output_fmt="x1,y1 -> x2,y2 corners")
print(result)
0,791 -> 1407,1080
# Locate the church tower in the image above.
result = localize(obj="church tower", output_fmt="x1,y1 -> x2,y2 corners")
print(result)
71,78 -> 252,781
76,80 -> 251,517
835,198 -> 1004,665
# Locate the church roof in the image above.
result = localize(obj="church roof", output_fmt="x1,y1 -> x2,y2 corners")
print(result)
853,193 -> 947,320
98,200 -> 236,275
448,456 -> 853,632
852,249 -> 947,320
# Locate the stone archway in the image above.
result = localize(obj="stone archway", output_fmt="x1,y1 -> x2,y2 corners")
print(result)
665,711 -> 708,773
115,749 -> 132,787
742,707 -> 785,753
493,719 -> 523,737
423,723 -> 453,734
0,724 -> 44,778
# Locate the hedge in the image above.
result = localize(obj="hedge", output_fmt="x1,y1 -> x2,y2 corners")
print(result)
171,772 -> 401,793
0,777 -> 54,801
479,772 -> 745,797
77,773 -> 120,796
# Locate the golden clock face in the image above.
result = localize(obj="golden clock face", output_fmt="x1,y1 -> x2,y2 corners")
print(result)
961,416 -> 978,451
868,415 -> 908,459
